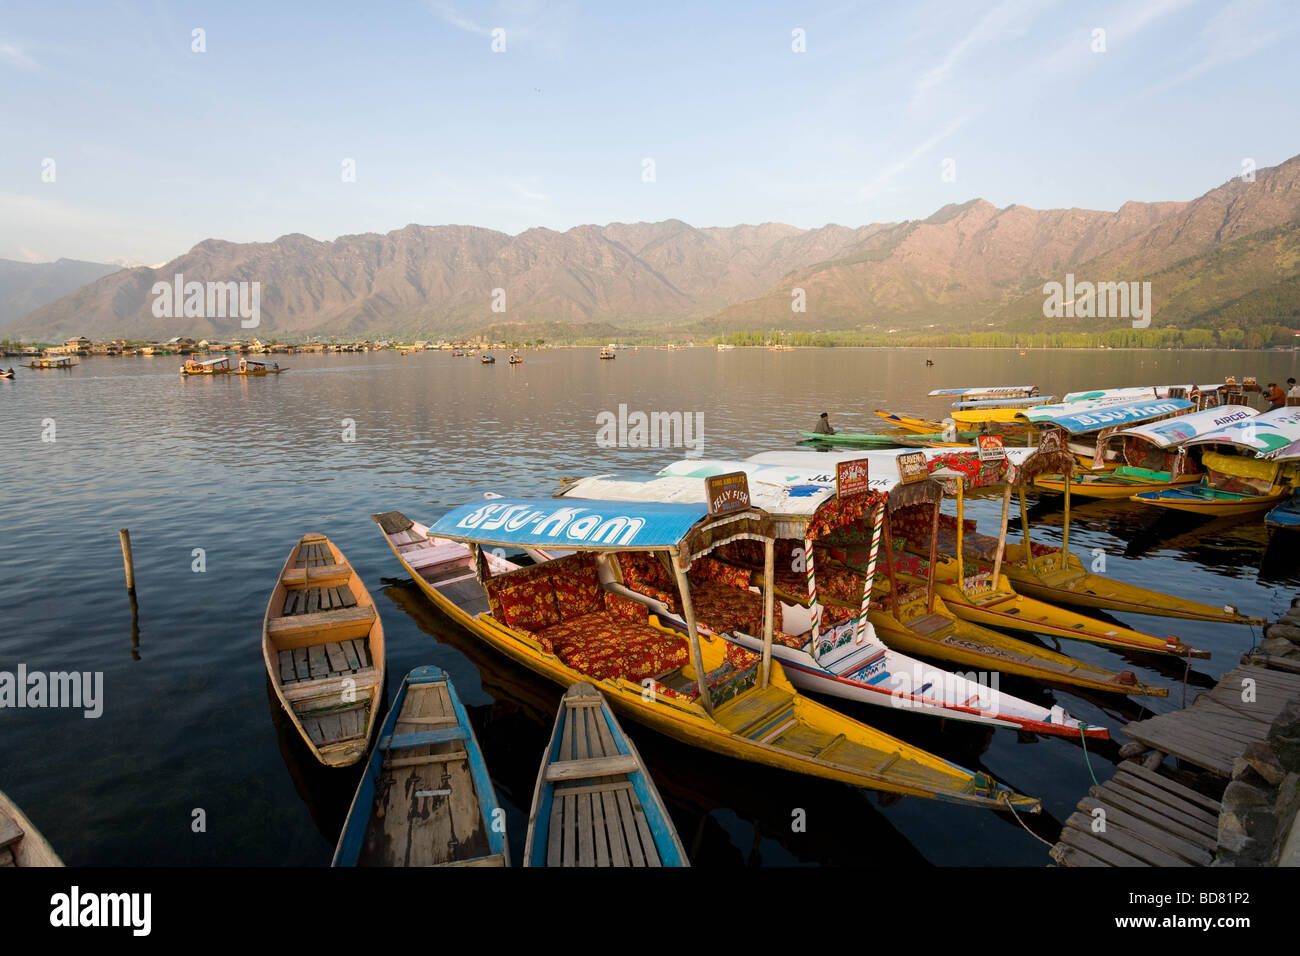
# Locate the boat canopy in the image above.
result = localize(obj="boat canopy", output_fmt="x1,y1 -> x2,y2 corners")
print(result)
1018,397 -> 1193,434
428,496 -> 766,565
1183,407 -> 1300,456
193,357 -> 228,367
951,395 -> 1053,409
1064,385 -> 1224,403
1261,438 -> 1300,462
928,386 -> 1037,399
739,447 -> 1035,492
1111,405 -> 1258,450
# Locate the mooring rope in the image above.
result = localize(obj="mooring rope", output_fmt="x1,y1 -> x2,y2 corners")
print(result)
998,791 -> 1053,847
1078,722 -> 1099,787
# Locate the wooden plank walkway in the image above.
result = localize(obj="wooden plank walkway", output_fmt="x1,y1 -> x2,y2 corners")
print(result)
1050,660 -> 1300,867
1122,664 -> 1300,777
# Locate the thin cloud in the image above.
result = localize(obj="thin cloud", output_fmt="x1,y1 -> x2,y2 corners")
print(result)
0,40 -> 38,70
856,112 -> 976,202
913,0 -> 1053,102
509,180 -> 548,203
428,1 -> 490,36
1146,0 -> 1293,95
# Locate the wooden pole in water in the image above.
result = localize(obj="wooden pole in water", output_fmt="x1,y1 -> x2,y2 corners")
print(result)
118,528 -> 137,595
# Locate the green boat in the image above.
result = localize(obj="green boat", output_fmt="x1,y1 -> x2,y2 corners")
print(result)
799,429 -> 978,448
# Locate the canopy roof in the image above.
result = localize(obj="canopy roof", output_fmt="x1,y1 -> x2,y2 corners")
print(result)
928,386 -> 1037,398
1018,397 -> 1193,434
429,497 -> 720,551
1261,438 -> 1300,462
1112,404 -> 1258,449
951,395 -> 1053,409
1064,384 -> 1225,402
1184,407 -> 1300,455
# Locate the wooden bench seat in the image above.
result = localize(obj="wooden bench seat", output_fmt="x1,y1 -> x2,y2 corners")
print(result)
269,605 -> 376,645
278,639 -> 372,683
544,754 -> 640,782
282,668 -> 379,703
282,585 -> 358,616
400,544 -> 467,571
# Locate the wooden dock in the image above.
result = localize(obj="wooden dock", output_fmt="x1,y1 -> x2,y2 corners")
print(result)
1050,660 -> 1300,867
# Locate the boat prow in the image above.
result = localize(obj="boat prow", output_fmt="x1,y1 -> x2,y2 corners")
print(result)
262,533 -> 386,767
525,682 -> 689,866
0,789 -> 64,867
333,666 -> 508,866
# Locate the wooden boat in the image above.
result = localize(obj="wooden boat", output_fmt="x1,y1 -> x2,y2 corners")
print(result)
551,471 -> 1110,737
874,410 -> 945,434
25,356 -> 74,369
799,429 -> 976,448
481,354 -> 496,364
373,503 -> 1039,809
599,348 -> 615,359
453,349 -> 466,357
235,359 -> 286,375
525,683 -> 689,866
1266,492 -> 1300,531
601,459 -> 1161,699
1034,466 -> 1201,498
333,666 -> 507,866
509,352 -> 523,364
0,789 -> 63,866
180,356 -> 231,375
1131,482 -> 1288,516
929,386 -> 1039,401
263,533 -> 386,767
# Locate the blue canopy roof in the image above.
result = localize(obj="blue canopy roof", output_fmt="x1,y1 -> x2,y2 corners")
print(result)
428,497 -> 712,549
1022,397 -> 1193,434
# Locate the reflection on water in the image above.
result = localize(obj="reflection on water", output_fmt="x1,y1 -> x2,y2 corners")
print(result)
2,348 -> 1297,865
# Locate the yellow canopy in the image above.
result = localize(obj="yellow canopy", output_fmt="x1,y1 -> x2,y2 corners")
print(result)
1201,450 -> 1279,483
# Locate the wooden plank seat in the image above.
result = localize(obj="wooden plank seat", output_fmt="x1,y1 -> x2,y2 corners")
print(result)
282,668 -> 379,704
268,605 -> 376,644
282,585 -> 359,616
398,543 -> 466,571
545,754 -> 640,782
278,639 -> 373,684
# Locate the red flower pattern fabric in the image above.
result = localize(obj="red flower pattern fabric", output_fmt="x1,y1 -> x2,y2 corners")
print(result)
536,613 -> 689,682
494,576 -> 561,632
616,551 -> 679,607
688,556 -> 752,589
550,552 -> 603,618
604,590 -> 649,624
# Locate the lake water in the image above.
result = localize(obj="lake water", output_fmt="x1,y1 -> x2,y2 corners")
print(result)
3,347 -> 1298,866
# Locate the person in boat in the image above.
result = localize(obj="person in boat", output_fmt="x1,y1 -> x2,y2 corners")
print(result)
1265,382 -> 1286,410
1287,378 -> 1300,400
273,362 -> 279,370
813,412 -> 835,435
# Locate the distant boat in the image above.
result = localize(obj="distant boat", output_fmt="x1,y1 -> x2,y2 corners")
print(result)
453,350 -> 465,357
716,343 -> 735,351
180,357 -> 231,375
0,369 -> 13,379
333,666 -> 508,867
509,352 -> 523,365
236,359 -> 286,375
263,534 -> 386,768
25,356 -> 74,369
481,354 -> 496,364
0,788 -> 64,867
524,682 -> 688,867
598,348 -> 615,360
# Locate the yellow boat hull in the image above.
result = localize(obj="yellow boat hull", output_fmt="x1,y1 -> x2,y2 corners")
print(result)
862,586 -> 1166,697
910,566 -> 1205,658
873,410 -> 943,434
1129,489 -> 1286,517
380,527 -> 1034,808
1000,545 -> 1265,626
1034,473 -> 1200,499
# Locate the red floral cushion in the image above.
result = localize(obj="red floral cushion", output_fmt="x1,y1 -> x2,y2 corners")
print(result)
725,643 -> 761,669
616,551 -> 679,608
604,590 -> 649,623
495,576 -> 561,631
537,613 -> 689,682
691,581 -> 772,637
549,552 -> 603,618
688,556 -> 752,589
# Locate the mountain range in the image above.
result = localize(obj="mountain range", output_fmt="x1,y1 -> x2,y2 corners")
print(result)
6,154 -> 1300,342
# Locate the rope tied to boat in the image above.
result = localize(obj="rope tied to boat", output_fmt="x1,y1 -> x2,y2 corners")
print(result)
1078,722 -> 1099,787
997,791 -> 1053,847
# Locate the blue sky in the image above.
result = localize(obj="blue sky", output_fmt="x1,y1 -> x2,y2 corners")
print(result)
2,0 -> 1297,265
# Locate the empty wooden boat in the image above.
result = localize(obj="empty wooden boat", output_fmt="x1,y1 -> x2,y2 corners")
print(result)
525,683 -> 688,866
263,533 -> 386,768
0,789 -> 63,867
333,666 -> 508,867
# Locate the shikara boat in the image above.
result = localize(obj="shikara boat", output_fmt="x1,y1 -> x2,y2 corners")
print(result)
0,789 -> 63,867
25,356 -> 74,369
929,386 -> 1040,401
799,429 -> 976,448
0,369 -> 14,379
263,533 -> 386,767
565,466 -> 1114,733
509,352 -> 523,364
1034,405 -> 1257,498
1018,396 -> 1195,470
599,348 -> 616,359
1266,492 -> 1300,531
481,354 -> 496,364
373,502 -> 1039,809
235,359 -> 286,375
180,356 -> 232,375
333,666 -> 507,866
873,411 -> 945,434
1132,408 -> 1300,516
525,682 -> 689,866
746,443 -> 1257,629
